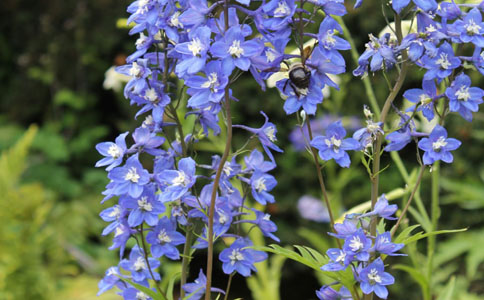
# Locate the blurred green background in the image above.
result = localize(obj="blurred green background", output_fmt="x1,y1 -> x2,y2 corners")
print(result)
1,0 -> 484,299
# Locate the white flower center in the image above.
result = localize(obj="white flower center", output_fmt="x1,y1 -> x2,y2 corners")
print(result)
137,196 -> 153,212
264,126 -> 276,142
107,267 -> 118,276
265,49 -> 277,63
133,256 -> 147,271
436,53 -> 451,69
263,214 -> 271,221
455,86 -> 470,101
218,211 -> 228,224
419,94 -> 433,105
125,167 -> 140,183
142,115 -> 153,127
136,291 -> 150,300
325,136 -> 342,153
129,62 -> 143,77
108,144 -> 122,159
349,236 -> 364,252
228,40 -> 244,58
274,1 -> 290,16
255,177 -> 267,193
188,38 -> 203,57
115,226 -> 125,237
229,249 -> 244,264
169,11 -> 183,28
172,171 -> 188,186
432,136 -> 447,152
145,88 -> 158,102
137,0 -> 150,14
158,229 -> 172,243
324,30 -> 337,48
465,19 -> 481,35
335,251 -> 346,263
426,24 -> 437,33
136,33 -> 149,48
109,205 -> 121,218
201,72 -> 218,91
223,163 -> 233,176
368,268 -> 382,284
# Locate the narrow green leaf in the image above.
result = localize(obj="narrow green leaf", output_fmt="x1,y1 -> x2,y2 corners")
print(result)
166,272 -> 180,300
436,276 -> 456,300
117,276 -> 166,300
393,225 -> 420,244
403,228 -> 467,245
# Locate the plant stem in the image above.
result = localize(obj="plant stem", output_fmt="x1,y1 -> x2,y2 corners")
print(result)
426,160 -> 440,299
391,166 -> 426,237
365,13 -> 408,300
306,119 -> 341,247
223,273 -> 234,300
140,224 -> 168,300
180,228 -> 194,298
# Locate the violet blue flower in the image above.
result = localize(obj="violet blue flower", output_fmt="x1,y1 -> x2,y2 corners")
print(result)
219,237 -> 268,277
95,132 -> 129,171
445,73 -> 484,121
418,125 -> 461,165
358,258 -> 395,299
146,217 -> 186,259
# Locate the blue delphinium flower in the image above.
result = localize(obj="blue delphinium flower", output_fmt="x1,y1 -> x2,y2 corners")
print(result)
317,16 -> 351,62
123,287 -> 153,300
353,120 -> 383,149
174,26 -> 212,77
359,194 -> 397,220
261,0 -> 296,31
358,258 -> 395,299
119,245 -> 161,282
185,60 -> 230,109
310,120 -> 361,168
451,8 -> 484,47
374,232 -> 405,256
146,217 -> 186,259
316,285 -> 353,300
421,42 -> 461,81
182,269 -> 225,300
95,132 -> 129,171
403,80 -> 438,121
328,219 -> 358,239
445,73 -> 484,121
233,111 -> 283,162
343,229 -> 372,262
100,204 -> 128,236
108,154 -> 151,198
250,170 -> 277,205
237,209 -> 280,242
276,75 -> 324,116
156,157 -> 197,202
353,33 -> 397,76
418,125 -> 461,165
392,0 -> 437,14
210,26 -> 263,73
321,248 -> 353,271
120,186 -> 165,227
116,58 -> 151,97
219,237 -> 268,277
97,266 -> 124,295
384,113 -> 428,152
131,127 -> 165,155
244,149 -> 276,173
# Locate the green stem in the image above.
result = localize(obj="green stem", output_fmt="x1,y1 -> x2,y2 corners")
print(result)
426,160 -> 440,299
180,228 -> 194,298
365,13 -> 408,300
223,273 -> 234,300
306,118 -> 340,247
391,166 -> 426,237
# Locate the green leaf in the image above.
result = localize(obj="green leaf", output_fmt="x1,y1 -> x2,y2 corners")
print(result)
436,276 -> 456,300
393,224 -> 420,244
116,276 -> 166,300
393,264 -> 428,294
402,228 -> 467,245
166,273 -> 180,300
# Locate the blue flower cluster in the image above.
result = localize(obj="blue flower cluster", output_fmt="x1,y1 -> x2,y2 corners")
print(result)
354,3 -> 484,165
319,195 -> 403,299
